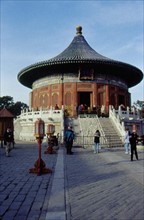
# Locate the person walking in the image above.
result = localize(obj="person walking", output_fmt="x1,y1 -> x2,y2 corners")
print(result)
124,128 -> 131,154
4,128 -> 14,157
78,104 -> 82,115
129,130 -> 138,161
64,126 -> 74,155
94,130 -> 101,154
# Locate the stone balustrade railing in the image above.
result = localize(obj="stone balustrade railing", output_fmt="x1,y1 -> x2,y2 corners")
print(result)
109,105 -> 141,136
115,105 -> 140,120
16,107 -> 63,122
109,106 -> 125,136
14,106 -> 64,141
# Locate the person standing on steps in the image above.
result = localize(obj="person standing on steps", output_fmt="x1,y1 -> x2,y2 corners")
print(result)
64,126 -> 75,155
94,130 -> 101,154
129,130 -> 138,161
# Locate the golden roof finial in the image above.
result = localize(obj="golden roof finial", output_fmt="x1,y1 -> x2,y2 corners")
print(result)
76,26 -> 82,35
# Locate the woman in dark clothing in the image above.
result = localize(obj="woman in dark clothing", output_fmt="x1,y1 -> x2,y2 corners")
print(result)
94,130 -> 101,154
4,128 -> 14,157
129,131 -> 138,161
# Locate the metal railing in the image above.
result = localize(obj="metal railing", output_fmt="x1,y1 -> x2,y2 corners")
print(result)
59,135 -> 124,149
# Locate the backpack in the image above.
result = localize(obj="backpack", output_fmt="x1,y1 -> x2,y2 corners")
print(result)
65,130 -> 74,142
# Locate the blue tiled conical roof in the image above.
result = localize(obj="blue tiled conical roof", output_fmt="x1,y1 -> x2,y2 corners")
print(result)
18,26 -> 143,89
48,27 -> 110,62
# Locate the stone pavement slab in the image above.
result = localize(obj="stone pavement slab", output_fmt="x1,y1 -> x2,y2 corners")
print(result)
0,142 -> 144,220
99,147 -> 144,185
0,142 -> 57,220
65,146 -> 144,220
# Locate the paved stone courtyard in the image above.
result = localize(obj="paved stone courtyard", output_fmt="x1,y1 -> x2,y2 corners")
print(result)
0,142 -> 143,220
65,147 -> 144,220
0,142 -> 57,220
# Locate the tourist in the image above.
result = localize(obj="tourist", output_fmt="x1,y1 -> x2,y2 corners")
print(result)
124,128 -> 131,154
4,128 -> 14,157
54,104 -> 60,110
81,104 -> 85,111
64,126 -> 75,155
56,133 -> 60,146
78,104 -> 82,115
88,106 -> 91,114
94,130 -> 101,153
129,130 -> 138,161
92,105 -> 96,113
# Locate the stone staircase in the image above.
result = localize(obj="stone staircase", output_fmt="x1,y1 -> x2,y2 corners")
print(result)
64,116 -> 124,148
98,117 -> 123,147
64,116 -> 105,147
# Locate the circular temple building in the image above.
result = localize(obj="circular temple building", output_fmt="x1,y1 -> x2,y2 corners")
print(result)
18,26 -> 143,117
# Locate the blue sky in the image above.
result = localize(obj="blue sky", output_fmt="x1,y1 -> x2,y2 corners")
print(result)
1,0 -> 144,105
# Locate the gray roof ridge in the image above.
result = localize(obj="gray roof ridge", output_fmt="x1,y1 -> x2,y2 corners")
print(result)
47,34 -> 111,62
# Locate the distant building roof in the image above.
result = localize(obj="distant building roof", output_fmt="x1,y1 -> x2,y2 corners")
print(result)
18,26 -> 143,89
0,108 -> 14,118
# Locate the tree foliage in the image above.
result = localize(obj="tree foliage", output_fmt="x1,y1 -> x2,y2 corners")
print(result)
133,100 -> 144,109
133,100 -> 144,118
0,96 -> 14,109
0,96 -> 28,118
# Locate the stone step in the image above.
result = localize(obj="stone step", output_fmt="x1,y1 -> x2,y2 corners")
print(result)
65,117 -> 124,147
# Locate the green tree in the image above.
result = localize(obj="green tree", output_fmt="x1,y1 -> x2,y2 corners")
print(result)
133,100 -> 144,109
0,96 -> 28,117
133,100 -> 144,118
10,101 -> 28,117
0,96 -> 14,109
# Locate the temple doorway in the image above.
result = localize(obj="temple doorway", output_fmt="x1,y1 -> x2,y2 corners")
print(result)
118,95 -> 125,106
78,92 -> 91,107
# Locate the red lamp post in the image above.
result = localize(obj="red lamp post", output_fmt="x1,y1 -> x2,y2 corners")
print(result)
44,124 -> 56,154
29,118 -> 52,175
